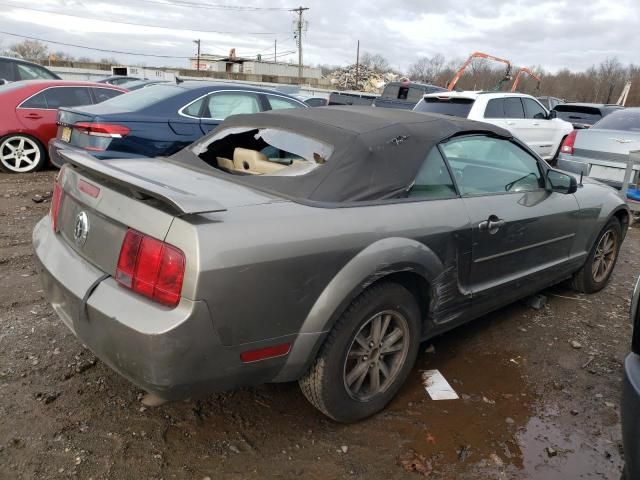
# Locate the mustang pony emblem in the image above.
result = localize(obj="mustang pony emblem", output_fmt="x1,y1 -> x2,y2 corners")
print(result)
73,211 -> 89,246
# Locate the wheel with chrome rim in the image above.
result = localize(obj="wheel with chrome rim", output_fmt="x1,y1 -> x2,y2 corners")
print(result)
572,217 -> 622,293
343,310 -> 410,401
0,135 -> 46,173
299,282 -> 420,423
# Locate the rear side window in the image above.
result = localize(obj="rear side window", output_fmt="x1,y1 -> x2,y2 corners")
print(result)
92,87 -> 123,103
182,96 -> 205,117
16,63 -> 57,80
20,92 -> 48,109
522,98 -> 547,119
592,110 -> 640,132
203,92 -> 260,119
267,95 -> 304,110
414,98 -> 475,117
503,98 -> 525,118
484,98 -> 504,118
407,147 -> 456,199
45,87 -> 92,108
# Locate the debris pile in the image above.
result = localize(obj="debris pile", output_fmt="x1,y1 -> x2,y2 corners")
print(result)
328,64 -> 398,92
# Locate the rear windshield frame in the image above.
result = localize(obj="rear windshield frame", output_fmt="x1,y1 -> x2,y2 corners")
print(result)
414,97 -> 475,117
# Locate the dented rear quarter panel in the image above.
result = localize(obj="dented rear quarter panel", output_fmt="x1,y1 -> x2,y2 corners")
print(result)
179,198 -> 472,347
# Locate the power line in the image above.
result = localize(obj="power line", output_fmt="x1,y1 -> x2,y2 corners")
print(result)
110,0 -> 293,11
0,3 -> 284,35
0,30 -> 191,58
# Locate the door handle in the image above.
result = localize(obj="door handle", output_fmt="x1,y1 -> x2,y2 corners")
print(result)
478,217 -> 505,233
532,122 -> 540,126
25,113 -> 43,119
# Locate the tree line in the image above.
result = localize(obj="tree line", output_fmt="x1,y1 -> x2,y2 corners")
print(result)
4,39 -> 638,106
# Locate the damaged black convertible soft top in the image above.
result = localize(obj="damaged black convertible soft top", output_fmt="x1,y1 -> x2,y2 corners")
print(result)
172,106 -> 513,203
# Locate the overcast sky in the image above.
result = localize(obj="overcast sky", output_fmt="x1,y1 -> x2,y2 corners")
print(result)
0,0 -> 638,73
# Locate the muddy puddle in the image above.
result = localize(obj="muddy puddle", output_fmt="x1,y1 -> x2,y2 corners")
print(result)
356,308 -> 623,479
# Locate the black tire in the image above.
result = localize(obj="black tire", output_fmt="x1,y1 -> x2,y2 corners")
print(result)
299,282 -> 421,423
0,134 -> 47,173
571,217 -> 621,293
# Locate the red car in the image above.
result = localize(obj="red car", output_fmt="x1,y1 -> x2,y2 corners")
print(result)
0,80 -> 126,173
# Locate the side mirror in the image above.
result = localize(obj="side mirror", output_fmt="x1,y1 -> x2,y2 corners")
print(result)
546,169 -> 577,194
547,110 -> 557,119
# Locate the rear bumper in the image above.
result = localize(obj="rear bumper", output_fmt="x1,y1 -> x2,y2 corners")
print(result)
33,216 -> 297,400
622,353 -> 640,478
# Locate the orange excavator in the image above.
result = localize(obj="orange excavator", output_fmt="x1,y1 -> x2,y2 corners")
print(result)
511,67 -> 541,92
447,51 -> 513,91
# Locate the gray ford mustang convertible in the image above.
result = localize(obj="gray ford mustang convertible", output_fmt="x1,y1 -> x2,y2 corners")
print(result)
34,107 -> 629,422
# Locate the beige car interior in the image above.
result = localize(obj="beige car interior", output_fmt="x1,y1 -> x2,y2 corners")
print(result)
216,148 -> 306,175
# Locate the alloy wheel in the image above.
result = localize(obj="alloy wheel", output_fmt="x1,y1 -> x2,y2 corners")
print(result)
592,229 -> 618,283
343,310 -> 410,402
0,136 -> 41,173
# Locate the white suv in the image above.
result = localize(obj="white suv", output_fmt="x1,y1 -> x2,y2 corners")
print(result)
414,91 -> 574,161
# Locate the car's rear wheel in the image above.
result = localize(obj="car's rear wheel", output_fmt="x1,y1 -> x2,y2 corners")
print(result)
0,134 -> 46,173
571,217 -> 621,293
299,282 -> 420,423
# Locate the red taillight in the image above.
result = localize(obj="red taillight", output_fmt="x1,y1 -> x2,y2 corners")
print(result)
560,130 -> 577,155
116,229 -> 185,308
240,343 -> 291,363
50,165 -> 67,232
74,122 -> 130,138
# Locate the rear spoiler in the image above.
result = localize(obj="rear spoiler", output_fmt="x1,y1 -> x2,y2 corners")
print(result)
59,150 -> 227,215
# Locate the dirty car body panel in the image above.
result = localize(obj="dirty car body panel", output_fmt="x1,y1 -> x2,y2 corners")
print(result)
33,107 -> 629,403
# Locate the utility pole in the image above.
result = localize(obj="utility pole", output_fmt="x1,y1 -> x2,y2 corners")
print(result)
274,39 -> 277,63
292,6 -> 308,82
193,39 -> 201,71
355,40 -> 360,90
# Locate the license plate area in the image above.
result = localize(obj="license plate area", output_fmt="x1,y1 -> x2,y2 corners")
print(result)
61,126 -> 72,143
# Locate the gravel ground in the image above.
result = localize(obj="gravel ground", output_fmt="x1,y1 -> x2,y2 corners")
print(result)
0,170 -> 636,479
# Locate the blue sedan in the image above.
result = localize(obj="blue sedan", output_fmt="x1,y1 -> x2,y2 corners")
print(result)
49,81 -> 307,165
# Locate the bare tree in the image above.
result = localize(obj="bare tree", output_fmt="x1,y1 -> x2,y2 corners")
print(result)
408,54 -> 445,83
10,40 -> 49,61
360,52 -> 390,72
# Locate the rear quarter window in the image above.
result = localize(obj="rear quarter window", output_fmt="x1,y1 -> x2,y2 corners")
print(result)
414,97 -> 475,117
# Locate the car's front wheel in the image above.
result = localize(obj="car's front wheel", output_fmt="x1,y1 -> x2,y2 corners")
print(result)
299,282 -> 420,423
0,134 -> 46,173
572,217 -> 621,293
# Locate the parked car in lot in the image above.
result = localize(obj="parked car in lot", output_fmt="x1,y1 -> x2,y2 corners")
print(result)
117,79 -> 170,91
537,96 -> 563,110
98,75 -> 141,86
553,103 -> 624,129
34,107 -> 629,422
556,108 -> 640,188
414,91 -> 574,161
373,81 -> 446,110
0,56 -> 60,84
622,275 -> 640,480
49,81 -> 307,165
0,80 -> 126,173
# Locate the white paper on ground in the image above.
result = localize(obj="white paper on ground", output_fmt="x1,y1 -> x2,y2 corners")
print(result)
421,369 -> 459,400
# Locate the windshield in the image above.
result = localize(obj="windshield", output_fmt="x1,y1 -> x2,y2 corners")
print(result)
553,105 -> 602,125
414,97 -> 475,117
592,109 -> 640,132
191,127 -> 334,177
94,84 -> 181,111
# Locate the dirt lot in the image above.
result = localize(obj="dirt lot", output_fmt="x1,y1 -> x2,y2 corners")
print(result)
0,170 -> 636,479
